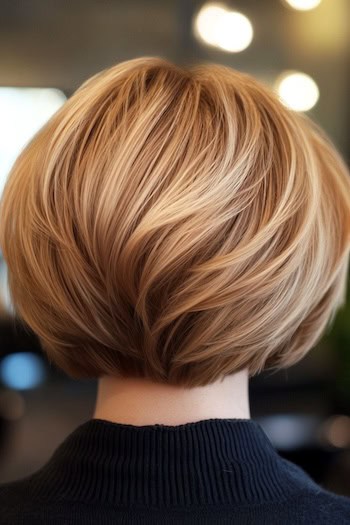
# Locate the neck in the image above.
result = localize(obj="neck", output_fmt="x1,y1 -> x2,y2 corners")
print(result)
92,368 -> 250,426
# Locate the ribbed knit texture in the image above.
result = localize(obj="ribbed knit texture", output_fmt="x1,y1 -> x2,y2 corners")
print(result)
1,417 -> 350,524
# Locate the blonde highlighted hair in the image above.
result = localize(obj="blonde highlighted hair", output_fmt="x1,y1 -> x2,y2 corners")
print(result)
0,57 -> 349,387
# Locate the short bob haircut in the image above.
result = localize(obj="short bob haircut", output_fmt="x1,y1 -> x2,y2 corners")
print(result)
0,57 -> 350,387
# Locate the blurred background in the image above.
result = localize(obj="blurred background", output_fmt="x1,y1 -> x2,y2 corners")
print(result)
0,0 -> 350,496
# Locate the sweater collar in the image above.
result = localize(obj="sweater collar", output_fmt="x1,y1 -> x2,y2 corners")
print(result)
32,417 -> 317,507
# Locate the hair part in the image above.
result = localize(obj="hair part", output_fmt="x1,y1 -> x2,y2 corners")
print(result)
0,56 -> 349,387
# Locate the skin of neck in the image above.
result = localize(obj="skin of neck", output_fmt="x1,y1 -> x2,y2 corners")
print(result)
92,368 -> 250,426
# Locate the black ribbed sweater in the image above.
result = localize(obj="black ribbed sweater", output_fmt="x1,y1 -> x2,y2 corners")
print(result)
1,417 -> 350,524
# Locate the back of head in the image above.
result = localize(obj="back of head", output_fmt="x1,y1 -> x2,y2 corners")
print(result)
0,57 -> 349,387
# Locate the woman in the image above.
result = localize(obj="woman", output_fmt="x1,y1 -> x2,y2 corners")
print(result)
0,56 -> 349,524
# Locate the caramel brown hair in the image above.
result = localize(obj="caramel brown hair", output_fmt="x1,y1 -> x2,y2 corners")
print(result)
0,57 -> 349,387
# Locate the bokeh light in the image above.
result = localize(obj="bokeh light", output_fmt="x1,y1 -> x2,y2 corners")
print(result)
283,0 -> 322,10
321,415 -> 350,448
194,2 -> 253,52
0,352 -> 47,390
0,390 -> 25,420
275,71 -> 319,111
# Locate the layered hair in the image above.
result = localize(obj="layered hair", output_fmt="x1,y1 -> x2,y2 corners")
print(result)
0,57 -> 349,387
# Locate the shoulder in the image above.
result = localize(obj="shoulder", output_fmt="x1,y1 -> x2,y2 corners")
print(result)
290,488 -> 350,524
279,458 -> 350,524
0,475 -> 31,502
0,474 -> 48,525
